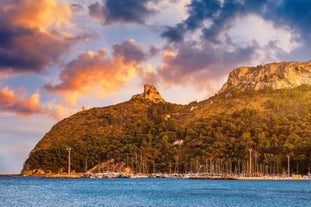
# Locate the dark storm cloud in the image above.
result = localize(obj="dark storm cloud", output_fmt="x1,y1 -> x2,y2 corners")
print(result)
185,0 -> 222,30
161,0 -> 223,42
0,25 -> 72,73
162,0 -> 310,43
112,40 -> 146,63
161,0 -> 270,43
161,23 -> 185,42
89,0 -> 156,25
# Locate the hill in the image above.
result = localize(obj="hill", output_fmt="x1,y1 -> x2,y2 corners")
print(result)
219,60 -> 311,93
22,62 -> 311,176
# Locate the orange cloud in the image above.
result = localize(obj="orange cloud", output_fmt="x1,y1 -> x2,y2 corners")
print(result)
45,49 -> 140,106
0,87 -> 17,105
44,103 -> 66,120
2,0 -> 72,32
0,0 -> 81,75
0,87 -> 40,115
0,87 -> 64,119
19,92 -> 40,113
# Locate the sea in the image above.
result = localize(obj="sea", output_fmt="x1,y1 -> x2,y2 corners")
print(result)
0,177 -> 310,207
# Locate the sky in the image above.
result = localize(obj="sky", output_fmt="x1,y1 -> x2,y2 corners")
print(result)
0,0 -> 311,174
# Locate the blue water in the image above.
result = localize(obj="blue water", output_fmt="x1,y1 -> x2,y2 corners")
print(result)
0,177 -> 310,207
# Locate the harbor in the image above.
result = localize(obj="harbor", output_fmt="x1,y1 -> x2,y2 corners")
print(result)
38,171 -> 311,180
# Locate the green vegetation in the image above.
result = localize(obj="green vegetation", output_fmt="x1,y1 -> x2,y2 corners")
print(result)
22,85 -> 311,175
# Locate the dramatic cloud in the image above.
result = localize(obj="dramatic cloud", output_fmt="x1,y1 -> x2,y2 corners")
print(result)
161,0 -> 306,46
267,0 -> 311,42
89,0 -> 156,25
112,39 -> 146,63
0,0 -> 78,76
161,24 -> 185,42
156,0 -> 303,90
45,40 -> 146,105
147,0 -> 191,26
152,41 -> 254,88
0,87 -> 41,115
1,0 -> 72,32
221,15 -> 300,60
0,86 -> 63,119
161,0 -> 268,43
0,26 -> 75,75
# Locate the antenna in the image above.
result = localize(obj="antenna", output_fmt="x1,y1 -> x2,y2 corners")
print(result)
67,147 -> 71,176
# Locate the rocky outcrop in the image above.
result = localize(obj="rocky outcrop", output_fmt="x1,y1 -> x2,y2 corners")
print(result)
22,168 -> 46,176
219,61 -> 311,94
132,84 -> 165,103
86,159 -> 127,174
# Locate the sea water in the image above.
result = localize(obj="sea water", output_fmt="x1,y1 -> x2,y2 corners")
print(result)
0,177 -> 310,207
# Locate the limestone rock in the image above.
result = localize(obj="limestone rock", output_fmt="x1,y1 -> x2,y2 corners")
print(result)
219,61 -> 311,94
132,84 -> 165,103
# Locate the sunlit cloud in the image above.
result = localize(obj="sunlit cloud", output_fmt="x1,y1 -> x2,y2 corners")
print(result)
0,86 -> 65,119
44,103 -> 66,120
45,40 -> 146,106
2,0 -> 72,32
0,87 -> 40,115
0,0 -> 81,76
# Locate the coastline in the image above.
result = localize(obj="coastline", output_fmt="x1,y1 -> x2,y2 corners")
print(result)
236,176 -> 310,181
3,173 -> 310,181
0,174 -> 21,177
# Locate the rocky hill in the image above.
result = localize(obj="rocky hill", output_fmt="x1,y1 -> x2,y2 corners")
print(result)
219,61 -> 311,94
22,61 -> 311,176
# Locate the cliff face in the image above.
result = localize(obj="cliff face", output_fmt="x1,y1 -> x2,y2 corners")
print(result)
219,61 -> 311,94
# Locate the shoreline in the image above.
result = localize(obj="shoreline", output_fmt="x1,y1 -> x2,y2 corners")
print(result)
2,173 -> 310,181
236,176 -> 310,181
0,174 -> 21,177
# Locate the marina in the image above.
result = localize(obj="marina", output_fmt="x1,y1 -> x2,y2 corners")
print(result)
38,171 -> 311,180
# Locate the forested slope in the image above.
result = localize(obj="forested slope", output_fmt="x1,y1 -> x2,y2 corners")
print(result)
22,85 -> 311,175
